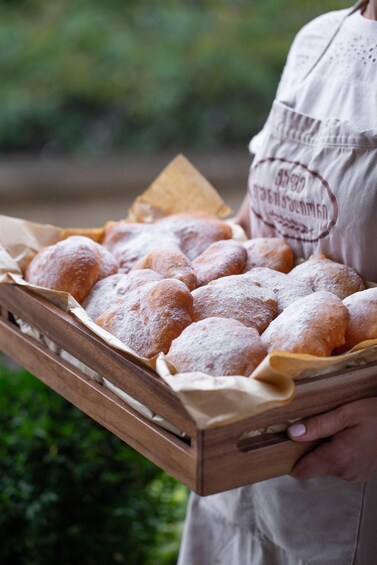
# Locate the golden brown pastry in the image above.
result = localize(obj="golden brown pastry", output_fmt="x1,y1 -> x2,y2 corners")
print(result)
131,247 -> 197,291
261,291 -> 350,356
192,273 -> 278,334
342,288 -> 377,350
25,235 -> 118,303
102,221 -> 180,273
288,254 -> 365,300
192,240 -> 247,287
166,317 -> 267,377
246,267 -> 313,313
83,269 -> 163,321
97,245 -> 119,279
96,278 -> 193,358
155,212 -> 233,259
243,237 -> 294,274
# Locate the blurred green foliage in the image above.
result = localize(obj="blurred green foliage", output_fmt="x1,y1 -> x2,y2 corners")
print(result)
0,0 -> 351,154
0,354 -> 188,565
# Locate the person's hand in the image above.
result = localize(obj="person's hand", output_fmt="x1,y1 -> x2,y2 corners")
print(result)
287,397 -> 377,483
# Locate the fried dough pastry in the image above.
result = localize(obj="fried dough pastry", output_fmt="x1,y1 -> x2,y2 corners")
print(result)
288,254 -> 365,300
261,291 -> 350,356
155,212 -> 232,260
131,247 -> 197,291
192,240 -> 247,287
25,235 -> 118,303
342,288 -> 377,350
192,273 -> 278,334
166,317 -> 267,377
96,278 -> 193,358
246,267 -> 313,313
83,269 -> 163,321
243,237 -> 294,274
102,221 -> 180,273
97,245 -> 119,280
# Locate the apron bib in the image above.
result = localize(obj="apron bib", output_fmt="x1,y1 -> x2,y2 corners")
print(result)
248,100 -> 377,281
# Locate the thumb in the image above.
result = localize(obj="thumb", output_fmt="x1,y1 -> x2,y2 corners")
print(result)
287,407 -> 349,442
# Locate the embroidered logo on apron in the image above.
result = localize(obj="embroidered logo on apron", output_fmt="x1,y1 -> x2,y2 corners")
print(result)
250,157 -> 338,242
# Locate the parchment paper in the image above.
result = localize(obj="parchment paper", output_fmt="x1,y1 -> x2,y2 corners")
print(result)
1,155 -> 377,429
127,154 -> 232,222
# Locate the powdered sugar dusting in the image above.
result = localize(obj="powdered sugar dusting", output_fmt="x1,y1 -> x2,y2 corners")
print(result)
262,290 -> 349,356
288,254 -> 365,299
96,277 -> 193,358
155,212 -> 232,259
193,239 -> 247,287
82,269 -> 163,321
166,317 -> 267,377
343,288 -> 377,349
132,247 -> 197,290
192,273 -> 278,333
25,236 -> 108,303
96,244 -> 119,279
246,267 -> 313,313
103,222 -> 180,272
243,237 -> 294,273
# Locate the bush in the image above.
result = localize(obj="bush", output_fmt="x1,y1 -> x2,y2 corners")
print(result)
0,0 -> 350,154
0,354 -> 188,565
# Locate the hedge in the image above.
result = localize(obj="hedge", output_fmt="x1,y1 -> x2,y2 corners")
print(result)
0,354 -> 188,565
0,0 -> 349,154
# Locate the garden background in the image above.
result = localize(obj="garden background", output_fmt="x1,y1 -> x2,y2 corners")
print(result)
1,1 -> 350,563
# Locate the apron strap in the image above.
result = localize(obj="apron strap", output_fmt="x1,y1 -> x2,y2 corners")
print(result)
297,1 -> 365,85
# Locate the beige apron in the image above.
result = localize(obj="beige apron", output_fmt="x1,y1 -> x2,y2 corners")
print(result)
179,476 -> 377,565
178,4 -> 377,564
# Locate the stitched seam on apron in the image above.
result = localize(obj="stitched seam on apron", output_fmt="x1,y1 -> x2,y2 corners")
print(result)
265,130 -> 377,149
351,481 -> 367,565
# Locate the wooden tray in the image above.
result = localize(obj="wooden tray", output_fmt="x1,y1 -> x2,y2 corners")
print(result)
1,283 -> 377,495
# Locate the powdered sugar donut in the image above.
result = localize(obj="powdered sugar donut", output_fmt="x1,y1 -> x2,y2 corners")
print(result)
192,240 -> 247,287
243,237 -> 294,274
96,278 -> 193,358
262,291 -> 350,356
246,267 -> 313,313
192,273 -> 278,334
83,269 -> 163,321
102,221 -> 180,273
132,247 -> 197,291
166,317 -> 267,377
25,235 -> 118,303
155,212 -> 232,260
342,288 -> 377,350
288,254 -> 365,300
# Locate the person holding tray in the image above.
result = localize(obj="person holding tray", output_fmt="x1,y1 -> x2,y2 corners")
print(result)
178,1 -> 377,563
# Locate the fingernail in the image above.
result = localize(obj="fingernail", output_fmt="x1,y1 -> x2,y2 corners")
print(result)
288,423 -> 306,437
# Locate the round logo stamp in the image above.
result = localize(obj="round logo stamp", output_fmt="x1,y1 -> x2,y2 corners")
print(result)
249,157 -> 338,242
